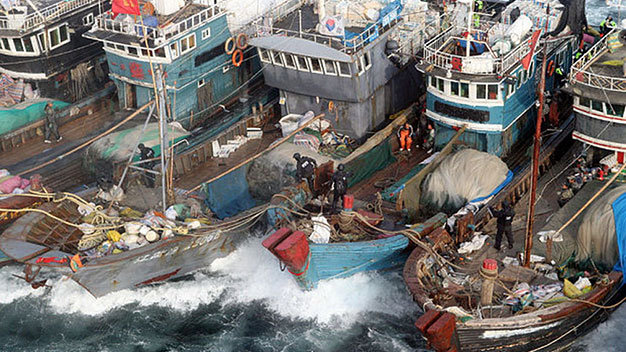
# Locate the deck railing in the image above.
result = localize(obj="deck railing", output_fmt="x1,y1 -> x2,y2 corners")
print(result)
0,0 -> 100,32
92,3 -> 223,45
569,28 -> 626,92
251,0 -> 402,53
422,24 -> 533,75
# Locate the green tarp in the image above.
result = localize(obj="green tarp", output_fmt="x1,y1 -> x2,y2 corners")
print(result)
0,100 -> 69,136
345,138 -> 396,188
381,163 -> 427,202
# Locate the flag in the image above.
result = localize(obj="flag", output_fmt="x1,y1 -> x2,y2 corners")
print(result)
112,0 -> 140,16
521,30 -> 542,71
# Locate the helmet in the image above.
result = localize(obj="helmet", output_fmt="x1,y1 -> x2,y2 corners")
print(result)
337,164 -> 345,171
138,143 -> 145,149
293,153 -> 301,160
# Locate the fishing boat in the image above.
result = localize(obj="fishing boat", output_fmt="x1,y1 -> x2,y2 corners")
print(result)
0,187 -> 261,297
249,0 -> 441,139
417,0 -> 577,156
402,4 -> 626,350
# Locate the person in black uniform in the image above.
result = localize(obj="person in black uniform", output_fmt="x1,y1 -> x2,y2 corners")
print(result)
489,201 -> 515,250
331,164 -> 352,214
138,143 -> 156,188
293,153 -> 317,193
43,102 -> 62,143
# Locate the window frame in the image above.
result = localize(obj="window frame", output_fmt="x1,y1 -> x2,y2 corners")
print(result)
450,81 -> 459,96
170,42 -> 180,59
83,13 -> 94,26
322,60 -> 337,75
179,33 -> 196,55
309,57 -> 323,74
487,84 -> 498,100
476,84 -> 487,99
591,100 -> 604,113
436,78 -> 444,92
337,61 -> 351,77
48,23 -> 70,50
258,48 -> 270,63
202,28 -> 211,40
283,53 -> 297,69
271,50 -> 284,67
197,78 -> 205,88
296,55 -> 309,72
608,104 -> 625,117
460,82 -> 469,98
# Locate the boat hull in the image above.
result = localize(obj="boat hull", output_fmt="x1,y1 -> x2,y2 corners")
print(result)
71,230 -> 241,297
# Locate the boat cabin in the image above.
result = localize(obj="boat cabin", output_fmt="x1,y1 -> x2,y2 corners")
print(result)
84,0 -> 259,126
251,0 -> 440,139
418,0 -> 575,156
0,0 -> 108,100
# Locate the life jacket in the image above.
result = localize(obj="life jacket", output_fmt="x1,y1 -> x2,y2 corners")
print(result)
69,254 -> 84,272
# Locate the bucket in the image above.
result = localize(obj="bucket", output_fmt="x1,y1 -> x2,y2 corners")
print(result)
279,114 -> 303,137
343,194 -> 354,211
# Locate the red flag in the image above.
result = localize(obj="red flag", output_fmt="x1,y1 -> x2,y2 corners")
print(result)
521,30 -> 542,71
112,0 -> 141,16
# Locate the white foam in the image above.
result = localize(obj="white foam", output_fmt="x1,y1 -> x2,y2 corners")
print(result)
210,237 -> 418,325
0,266 -> 47,303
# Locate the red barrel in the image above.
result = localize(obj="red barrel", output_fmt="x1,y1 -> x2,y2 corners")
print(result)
483,258 -> 498,271
343,194 -> 354,211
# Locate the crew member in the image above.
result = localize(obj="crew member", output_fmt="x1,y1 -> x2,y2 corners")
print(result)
474,0 -> 483,12
557,184 -> 574,207
293,153 -> 317,193
489,201 -> 515,250
331,164 -> 352,214
138,143 -> 156,188
43,102 -> 62,143
424,123 -> 435,153
600,16 -> 616,36
397,122 -> 414,152
554,65 -> 565,87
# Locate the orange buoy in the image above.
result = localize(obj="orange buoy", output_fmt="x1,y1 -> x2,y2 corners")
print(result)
232,49 -> 244,67
236,33 -> 249,50
547,60 -> 555,76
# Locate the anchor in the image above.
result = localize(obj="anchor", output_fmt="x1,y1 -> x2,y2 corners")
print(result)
12,264 -> 50,290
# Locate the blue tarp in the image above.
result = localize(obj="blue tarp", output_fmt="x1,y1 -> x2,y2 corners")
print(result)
202,165 -> 256,220
470,170 -> 514,203
611,193 -> 626,273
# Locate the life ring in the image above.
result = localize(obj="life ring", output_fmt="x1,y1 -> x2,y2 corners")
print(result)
547,60 -> 555,76
225,37 -> 236,55
328,101 -> 335,112
236,33 -> 249,50
232,49 -> 244,67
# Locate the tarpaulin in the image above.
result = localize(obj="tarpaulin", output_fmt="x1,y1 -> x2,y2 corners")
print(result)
0,100 -> 69,137
611,192 -> 626,274
202,165 -> 256,219
345,138 -> 396,188
469,170 -> 514,203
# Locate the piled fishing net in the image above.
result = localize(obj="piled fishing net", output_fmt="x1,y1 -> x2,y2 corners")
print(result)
421,148 -> 509,211
575,185 -> 626,267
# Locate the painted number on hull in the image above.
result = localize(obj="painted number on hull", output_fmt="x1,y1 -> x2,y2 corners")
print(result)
133,233 -> 219,263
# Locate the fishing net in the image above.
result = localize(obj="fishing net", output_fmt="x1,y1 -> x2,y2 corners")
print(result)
575,185 -> 626,267
420,149 -> 510,212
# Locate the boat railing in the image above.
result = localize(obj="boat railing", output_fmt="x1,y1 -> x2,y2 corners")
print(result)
0,0 -> 99,32
422,24 -> 532,75
569,28 -> 626,92
252,0 -> 402,53
92,4 -> 223,45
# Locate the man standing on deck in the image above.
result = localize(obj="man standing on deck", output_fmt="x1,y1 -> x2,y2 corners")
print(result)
138,143 -> 156,188
489,201 -> 515,251
600,16 -> 616,36
293,153 -> 317,194
424,123 -> 435,153
43,102 -> 62,143
331,164 -> 351,214
397,122 -> 414,152
554,66 -> 566,88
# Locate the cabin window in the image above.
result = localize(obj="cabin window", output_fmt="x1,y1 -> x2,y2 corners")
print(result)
170,42 -> 179,59
323,60 -> 336,75
202,28 -> 211,40
272,51 -> 284,66
338,62 -> 350,76
516,71 -> 523,89
283,54 -> 297,69
1,38 -> 9,51
258,48 -> 270,63
115,44 -> 124,52
429,76 -> 435,88
141,48 -> 149,56
0,39 -> 4,50
476,84 -> 486,99
528,61 -> 535,78
608,104 -> 625,117
186,18 -> 193,30
437,78 -> 444,92
450,81 -> 459,96
309,58 -> 323,74
12,38 -> 23,52
83,13 -> 94,26
154,47 -> 166,58
127,46 -> 138,56
488,84 -> 498,100
507,83 -> 515,98
356,56 -> 364,75
296,55 -> 309,71
104,42 -> 113,49
48,24 -> 70,50
198,79 -> 205,87
193,15 -> 200,27
579,96 -> 591,109
521,69 -> 527,83
460,82 -> 469,98
36,34 -> 46,51
591,100 -> 604,113
362,52 -> 372,70
180,34 -> 196,55
200,12 -> 207,22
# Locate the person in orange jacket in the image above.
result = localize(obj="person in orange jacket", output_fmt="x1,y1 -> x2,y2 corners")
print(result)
397,122 -> 414,152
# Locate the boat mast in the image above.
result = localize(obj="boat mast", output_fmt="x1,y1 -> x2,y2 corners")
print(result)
523,6 -> 550,268
155,67 -> 169,213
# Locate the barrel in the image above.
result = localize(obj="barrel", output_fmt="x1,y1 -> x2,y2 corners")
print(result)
480,258 -> 498,306
343,194 -> 354,211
